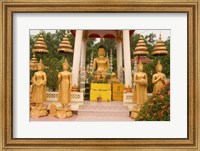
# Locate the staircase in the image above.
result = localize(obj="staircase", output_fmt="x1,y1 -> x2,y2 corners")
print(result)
76,101 -> 132,121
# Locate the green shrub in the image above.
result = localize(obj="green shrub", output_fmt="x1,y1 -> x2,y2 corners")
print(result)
135,81 -> 170,121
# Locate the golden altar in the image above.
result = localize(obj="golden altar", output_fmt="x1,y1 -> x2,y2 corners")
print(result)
90,83 -> 111,102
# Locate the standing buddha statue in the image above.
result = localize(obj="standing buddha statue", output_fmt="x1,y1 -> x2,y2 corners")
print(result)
31,59 -> 47,106
30,59 -> 48,118
55,59 -> 72,118
133,61 -> 148,105
93,45 -> 109,82
152,60 -> 166,93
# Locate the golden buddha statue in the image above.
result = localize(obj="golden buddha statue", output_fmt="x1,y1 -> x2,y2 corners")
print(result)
152,60 -> 166,93
133,61 -> 148,105
93,45 -> 109,82
30,59 -> 48,118
31,59 -> 47,106
57,59 -> 72,106
56,59 -> 72,118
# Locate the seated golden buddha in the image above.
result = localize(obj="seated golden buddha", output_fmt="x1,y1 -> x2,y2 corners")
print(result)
93,45 -> 109,82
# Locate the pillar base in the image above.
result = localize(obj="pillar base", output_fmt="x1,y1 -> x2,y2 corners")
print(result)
72,85 -> 79,92
124,85 -> 132,92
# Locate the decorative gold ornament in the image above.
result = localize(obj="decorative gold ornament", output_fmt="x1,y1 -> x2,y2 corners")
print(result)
32,31 -> 48,53
30,105 -> 48,118
30,53 -> 38,71
130,105 -> 141,119
55,106 -> 73,119
133,35 -> 149,56
152,33 -> 168,56
57,31 -> 73,53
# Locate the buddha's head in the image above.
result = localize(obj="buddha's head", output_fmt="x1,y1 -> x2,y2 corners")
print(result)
156,60 -> 162,72
37,59 -> 44,71
98,45 -> 106,57
62,59 -> 69,71
137,60 -> 144,72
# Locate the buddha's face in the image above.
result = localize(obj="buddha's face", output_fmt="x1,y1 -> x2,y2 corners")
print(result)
63,64 -> 68,70
156,65 -> 162,72
38,65 -> 43,71
138,65 -> 143,72
98,48 -> 105,57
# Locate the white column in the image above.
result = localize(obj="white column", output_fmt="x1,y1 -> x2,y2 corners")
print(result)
122,30 -> 132,88
81,39 -> 87,67
116,39 -> 123,83
72,30 -> 83,89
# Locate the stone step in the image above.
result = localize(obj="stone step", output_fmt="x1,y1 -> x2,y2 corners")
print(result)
79,105 -> 128,110
76,115 -> 132,121
78,110 -> 129,117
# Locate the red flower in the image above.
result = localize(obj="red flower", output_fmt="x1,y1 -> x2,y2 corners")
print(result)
162,105 -> 168,109
153,98 -> 156,101
160,95 -> 164,100
147,109 -> 152,113
168,90 -> 170,96
148,103 -> 154,106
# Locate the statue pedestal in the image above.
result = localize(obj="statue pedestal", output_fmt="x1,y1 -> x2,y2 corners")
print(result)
45,91 -> 84,111
90,83 -> 111,102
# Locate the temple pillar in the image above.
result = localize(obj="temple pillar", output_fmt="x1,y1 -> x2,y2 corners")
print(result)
72,30 -> 83,91
122,30 -> 132,92
81,39 -> 87,67
116,39 -> 123,83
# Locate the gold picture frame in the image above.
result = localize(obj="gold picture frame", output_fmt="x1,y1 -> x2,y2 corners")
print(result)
0,0 -> 199,150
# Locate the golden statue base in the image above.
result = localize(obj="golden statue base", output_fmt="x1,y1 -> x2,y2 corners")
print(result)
55,106 -> 73,119
130,105 -> 141,119
30,105 -> 48,118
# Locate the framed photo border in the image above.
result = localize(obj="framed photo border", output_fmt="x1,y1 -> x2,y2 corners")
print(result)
0,0 -> 199,150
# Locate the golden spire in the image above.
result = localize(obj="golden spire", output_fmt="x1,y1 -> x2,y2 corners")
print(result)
133,35 -> 149,56
32,32 -> 48,53
57,31 -> 73,53
30,53 -> 38,70
137,60 -> 143,67
37,59 -> 44,68
63,59 -> 69,67
152,33 -> 168,56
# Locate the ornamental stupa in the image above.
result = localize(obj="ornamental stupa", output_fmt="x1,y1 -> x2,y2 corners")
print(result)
152,33 -> 168,56
32,32 -> 48,53
30,53 -> 38,70
133,35 -> 149,56
57,31 -> 73,53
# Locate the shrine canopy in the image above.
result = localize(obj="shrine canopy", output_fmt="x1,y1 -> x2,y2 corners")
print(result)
70,30 -> 134,39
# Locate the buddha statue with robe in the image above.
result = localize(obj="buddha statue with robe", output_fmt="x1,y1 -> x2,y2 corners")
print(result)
31,59 -> 47,106
133,61 -> 148,105
30,59 -> 48,118
93,45 -> 109,82
152,60 -> 167,94
55,59 -> 72,118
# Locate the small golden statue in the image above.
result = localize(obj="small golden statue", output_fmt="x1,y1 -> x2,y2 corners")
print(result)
110,72 -> 120,84
152,60 -> 167,94
133,61 -> 148,105
55,59 -> 72,118
93,45 -> 109,82
30,59 -> 48,118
